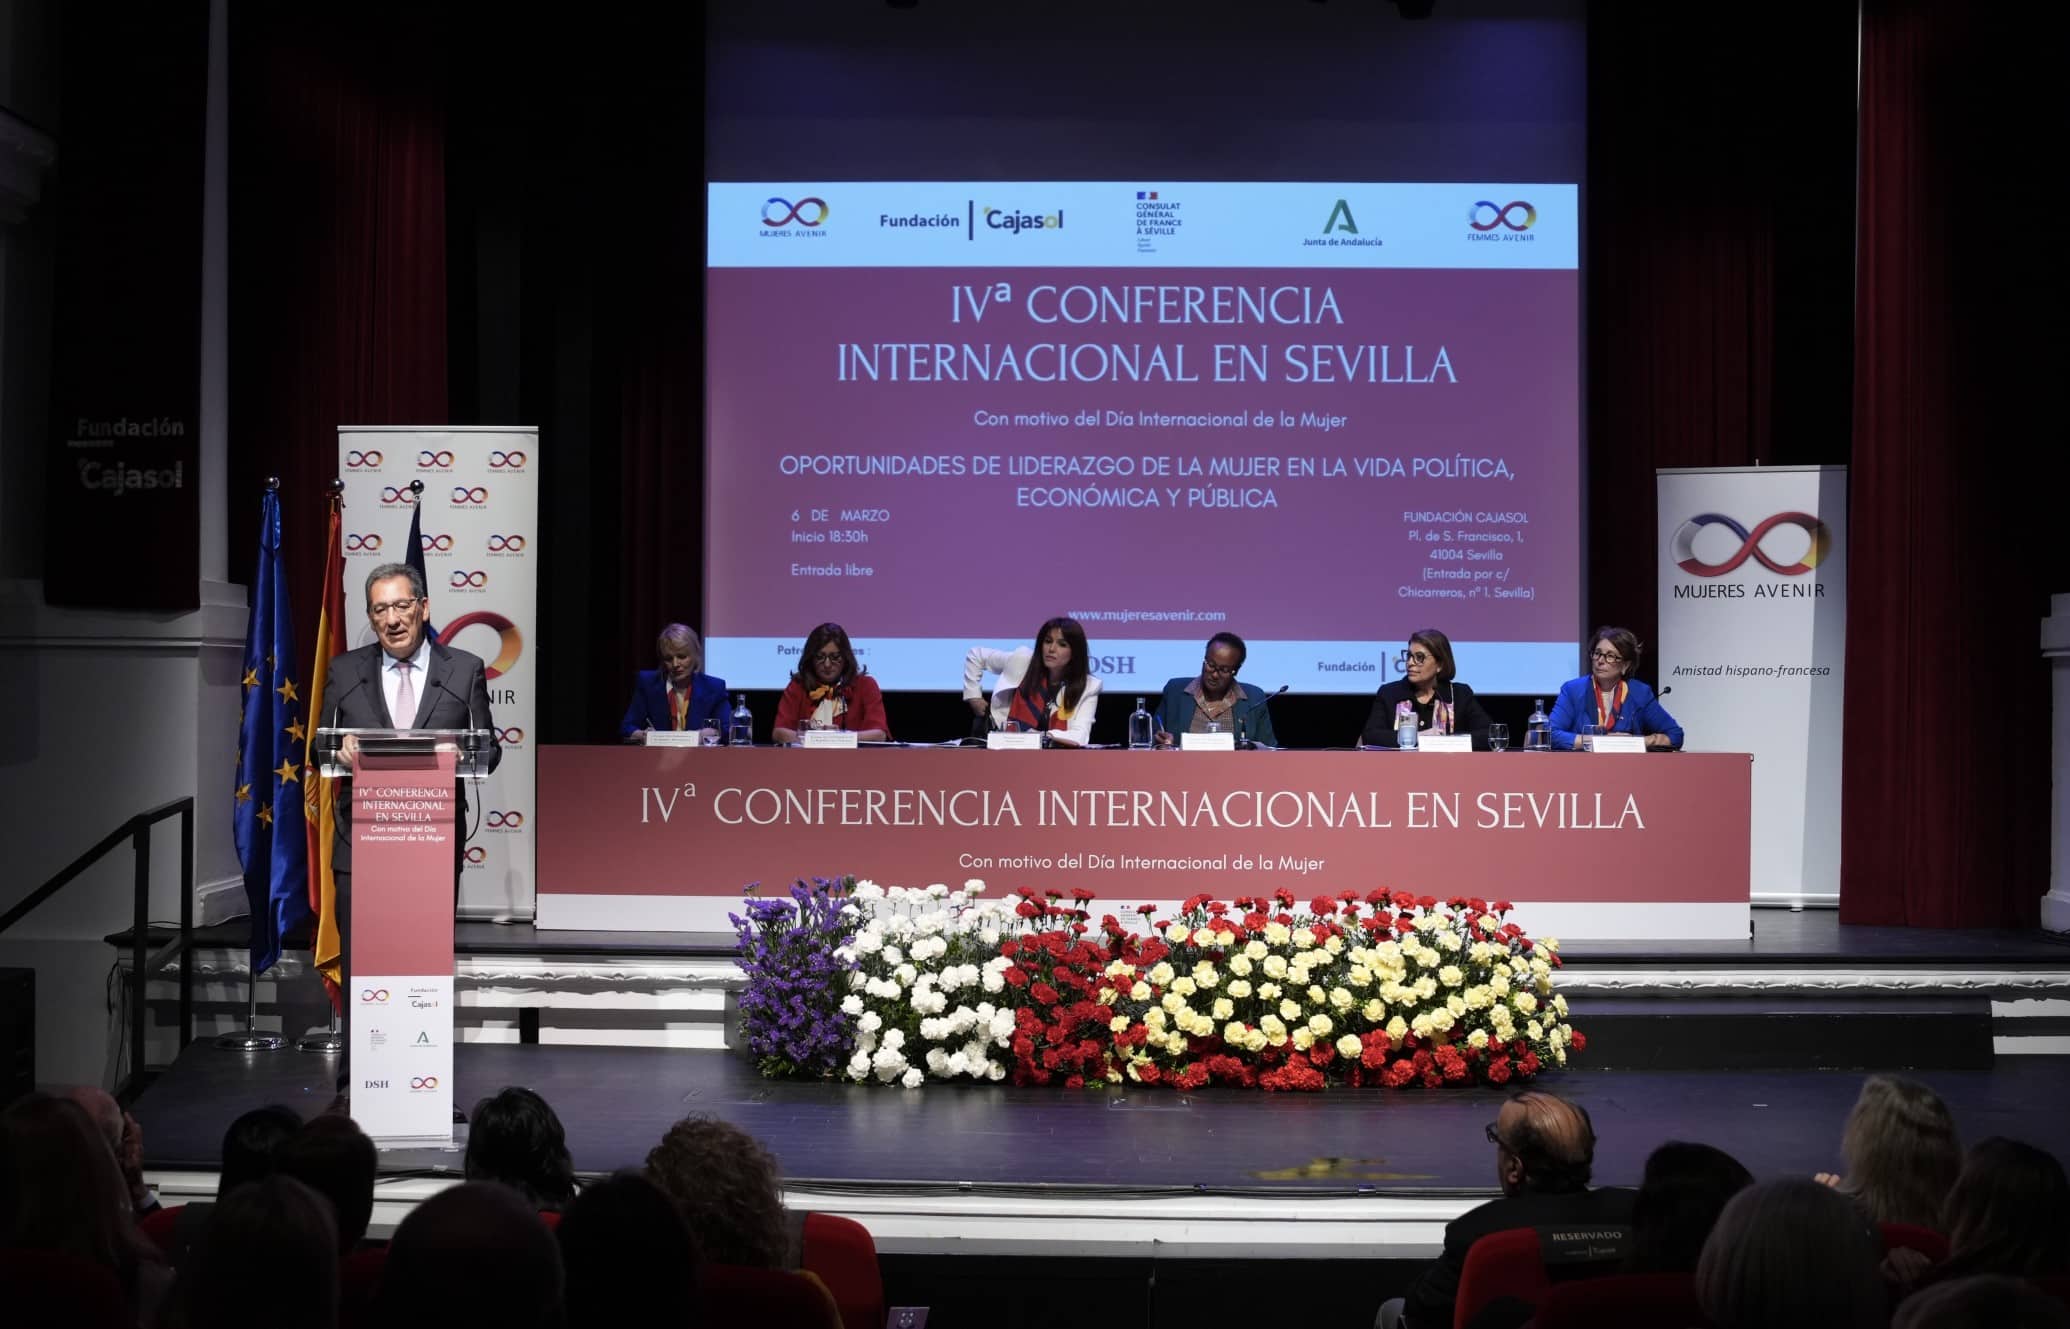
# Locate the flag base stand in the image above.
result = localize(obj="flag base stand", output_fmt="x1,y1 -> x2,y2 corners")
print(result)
296,1010 -> 342,1054
214,969 -> 285,1051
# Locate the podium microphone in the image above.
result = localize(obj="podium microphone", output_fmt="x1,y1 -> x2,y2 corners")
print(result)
1241,685 -> 1290,749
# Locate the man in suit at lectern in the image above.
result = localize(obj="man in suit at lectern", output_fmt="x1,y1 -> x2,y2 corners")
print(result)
321,561 -> 500,1099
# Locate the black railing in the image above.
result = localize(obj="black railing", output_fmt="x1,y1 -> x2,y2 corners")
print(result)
0,797 -> 195,1097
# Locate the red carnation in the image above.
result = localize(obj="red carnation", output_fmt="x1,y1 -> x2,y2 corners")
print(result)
1487,1057 -> 1513,1084
1003,967 -> 1029,989
1382,1061 -> 1417,1088
1568,1030 -> 1587,1052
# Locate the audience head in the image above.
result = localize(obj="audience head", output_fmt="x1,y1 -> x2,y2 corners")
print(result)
556,1170 -> 700,1327
645,1114 -> 789,1268
1488,1091 -> 1595,1197
1893,1274 -> 2070,1329
179,1175 -> 339,1329
1940,1136 -> 2070,1276
377,1182 -> 563,1329
219,1104 -> 305,1194
796,621 -> 860,690
1840,1074 -> 1962,1226
63,1084 -> 145,1205
465,1086 -> 578,1211
0,1092 -> 153,1289
1696,1177 -> 1887,1329
274,1114 -> 377,1251
1626,1140 -> 1756,1274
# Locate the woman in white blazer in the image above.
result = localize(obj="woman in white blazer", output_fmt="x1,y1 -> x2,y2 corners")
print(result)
961,616 -> 1102,747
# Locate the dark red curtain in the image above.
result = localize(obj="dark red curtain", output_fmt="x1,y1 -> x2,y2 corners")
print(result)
1584,9 -> 1856,678
228,5 -> 449,654
1838,3 -> 2059,926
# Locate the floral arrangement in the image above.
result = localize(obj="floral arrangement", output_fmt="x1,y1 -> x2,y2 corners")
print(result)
729,876 -> 858,1078
734,878 -> 1583,1092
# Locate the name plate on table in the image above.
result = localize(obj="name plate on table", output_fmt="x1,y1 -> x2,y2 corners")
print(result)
1589,735 -> 1647,754
1419,734 -> 1473,753
801,730 -> 859,749
1179,732 -> 1236,752
644,731 -> 705,748
986,731 -> 1043,751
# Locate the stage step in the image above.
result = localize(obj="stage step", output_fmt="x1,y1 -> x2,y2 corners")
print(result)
1570,995 -> 1994,1071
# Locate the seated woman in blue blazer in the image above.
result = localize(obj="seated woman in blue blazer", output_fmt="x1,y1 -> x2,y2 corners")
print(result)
620,623 -> 730,742
1153,632 -> 1278,747
1548,625 -> 1683,751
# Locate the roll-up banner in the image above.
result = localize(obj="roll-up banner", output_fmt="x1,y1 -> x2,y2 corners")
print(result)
338,427 -> 538,919
1657,465 -> 1846,905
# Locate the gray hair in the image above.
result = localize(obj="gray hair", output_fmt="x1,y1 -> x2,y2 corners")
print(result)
364,562 -> 427,606
656,623 -> 703,667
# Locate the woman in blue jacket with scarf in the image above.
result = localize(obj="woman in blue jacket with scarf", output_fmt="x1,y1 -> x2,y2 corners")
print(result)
1548,626 -> 1683,751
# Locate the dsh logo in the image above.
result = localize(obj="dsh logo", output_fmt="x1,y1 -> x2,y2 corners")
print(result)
1090,655 -> 1136,676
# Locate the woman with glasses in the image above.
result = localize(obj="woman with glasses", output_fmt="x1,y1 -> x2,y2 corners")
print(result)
962,616 -> 1100,747
772,622 -> 890,743
620,623 -> 730,742
1152,631 -> 1278,747
1358,627 -> 1494,748
1547,625 -> 1682,751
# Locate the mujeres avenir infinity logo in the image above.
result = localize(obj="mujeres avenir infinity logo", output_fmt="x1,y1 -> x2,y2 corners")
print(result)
1671,512 -> 1830,577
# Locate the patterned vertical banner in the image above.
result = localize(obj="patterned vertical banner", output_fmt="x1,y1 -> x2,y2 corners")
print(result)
1657,465 -> 1847,906
338,427 -> 538,919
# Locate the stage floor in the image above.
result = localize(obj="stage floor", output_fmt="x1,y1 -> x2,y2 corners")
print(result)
453,908 -> 2070,967
138,1041 -> 2070,1194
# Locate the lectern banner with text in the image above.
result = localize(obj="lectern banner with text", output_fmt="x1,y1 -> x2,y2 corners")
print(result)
536,748 -> 1751,941
1657,466 -> 1846,905
338,427 -> 537,919
349,751 -> 456,1146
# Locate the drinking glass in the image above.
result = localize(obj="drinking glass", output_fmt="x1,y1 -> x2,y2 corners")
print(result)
699,727 -> 720,747
1582,722 -> 1604,751
1487,723 -> 1508,752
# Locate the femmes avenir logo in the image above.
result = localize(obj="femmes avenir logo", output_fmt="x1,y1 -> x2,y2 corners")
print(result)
343,533 -> 382,554
450,486 -> 488,506
379,486 -> 418,507
345,450 -> 384,469
488,450 -> 528,470
417,449 -> 456,471
1468,200 -> 1537,232
358,987 -> 390,1004
1670,512 -> 1831,577
448,569 -> 488,590
487,809 -> 525,831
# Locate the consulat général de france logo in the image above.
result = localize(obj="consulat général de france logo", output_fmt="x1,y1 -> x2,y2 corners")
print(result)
1134,189 -> 1181,255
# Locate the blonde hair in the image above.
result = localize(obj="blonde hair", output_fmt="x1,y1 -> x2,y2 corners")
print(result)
1839,1074 -> 1961,1226
655,624 -> 702,670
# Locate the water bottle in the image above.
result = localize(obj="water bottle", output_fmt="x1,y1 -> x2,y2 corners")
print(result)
1128,698 -> 1154,750
1396,706 -> 1419,750
728,694 -> 753,747
1526,699 -> 1550,752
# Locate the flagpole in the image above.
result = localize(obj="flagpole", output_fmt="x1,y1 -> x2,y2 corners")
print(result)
299,476 -> 348,1055
218,476 -> 289,1053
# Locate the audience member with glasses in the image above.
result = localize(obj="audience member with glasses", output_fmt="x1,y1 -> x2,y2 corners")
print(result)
1358,627 -> 1495,749
1150,631 -> 1279,748
1547,625 -> 1683,751
619,622 -> 731,743
961,615 -> 1101,747
772,621 -> 890,743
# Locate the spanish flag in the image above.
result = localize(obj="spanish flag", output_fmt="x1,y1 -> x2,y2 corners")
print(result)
303,488 -> 347,1002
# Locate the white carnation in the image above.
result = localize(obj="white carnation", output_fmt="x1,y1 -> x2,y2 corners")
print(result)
901,1068 -> 924,1089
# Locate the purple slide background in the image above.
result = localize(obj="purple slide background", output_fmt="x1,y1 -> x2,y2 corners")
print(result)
707,266 -> 1578,641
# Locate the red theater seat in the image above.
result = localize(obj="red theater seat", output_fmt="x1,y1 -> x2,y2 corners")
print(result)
702,1264 -> 843,1329
1455,1228 -> 1551,1329
138,1201 -> 185,1257
1532,1272 -> 1708,1329
800,1212 -> 886,1329
0,1248 -> 134,1329
1878,1222 -> 1950,1264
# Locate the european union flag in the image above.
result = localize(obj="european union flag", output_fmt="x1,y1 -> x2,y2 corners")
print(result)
234,486 -> 312,974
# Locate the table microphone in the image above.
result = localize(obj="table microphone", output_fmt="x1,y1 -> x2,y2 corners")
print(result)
1240,685 -> 1290,749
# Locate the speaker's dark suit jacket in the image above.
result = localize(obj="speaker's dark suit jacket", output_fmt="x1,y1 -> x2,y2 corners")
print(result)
318,638 -> 502,870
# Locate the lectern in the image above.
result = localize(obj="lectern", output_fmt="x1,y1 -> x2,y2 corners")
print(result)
315,727 -> 493,1146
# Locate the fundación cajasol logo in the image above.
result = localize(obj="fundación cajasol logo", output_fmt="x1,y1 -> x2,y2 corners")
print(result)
970,202 -> 1064,238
